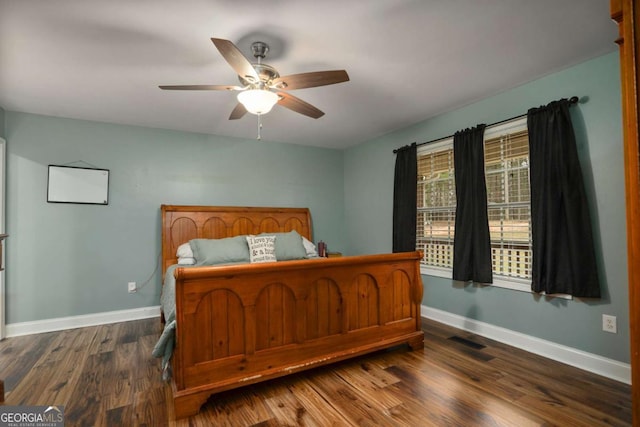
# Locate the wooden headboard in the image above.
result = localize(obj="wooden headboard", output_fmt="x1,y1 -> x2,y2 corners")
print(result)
161,205 -> 313,273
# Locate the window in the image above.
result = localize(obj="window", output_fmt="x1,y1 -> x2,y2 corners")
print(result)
417,118 -> 533,290
417,140 -> 456,271
484,128 -> 532,280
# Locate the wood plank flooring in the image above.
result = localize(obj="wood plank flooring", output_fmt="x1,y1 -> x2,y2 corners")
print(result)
0,317 -> 631,426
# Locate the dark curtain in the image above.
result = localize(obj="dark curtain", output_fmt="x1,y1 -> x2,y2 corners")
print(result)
527,99 -> 600,297
453,124 -> 493,283
393,143 -> 417,252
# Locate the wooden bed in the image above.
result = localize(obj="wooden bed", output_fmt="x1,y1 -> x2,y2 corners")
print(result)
161,205 -> 424,419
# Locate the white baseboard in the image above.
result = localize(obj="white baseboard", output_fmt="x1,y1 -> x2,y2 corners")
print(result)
422,305 -> 631,385
5,306 -> 161,338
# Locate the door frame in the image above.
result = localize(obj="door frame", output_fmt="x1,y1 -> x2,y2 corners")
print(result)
610,0 -> 640,424
0,138 -> 5,340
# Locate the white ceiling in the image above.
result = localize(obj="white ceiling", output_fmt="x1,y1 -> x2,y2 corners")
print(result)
0,0 -> 617,149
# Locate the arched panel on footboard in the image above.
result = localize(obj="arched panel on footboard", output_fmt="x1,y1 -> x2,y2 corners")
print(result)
184,289 -> 244,366
388,269 -> 412,323
347,274 -> 380,331
255,283 -> 296,351
306,278 -> 343,340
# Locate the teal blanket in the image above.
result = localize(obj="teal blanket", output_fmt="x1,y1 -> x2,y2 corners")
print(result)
152,264 -> 183,380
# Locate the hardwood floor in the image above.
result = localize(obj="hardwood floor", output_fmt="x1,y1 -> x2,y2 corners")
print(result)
0,317 -> 631,426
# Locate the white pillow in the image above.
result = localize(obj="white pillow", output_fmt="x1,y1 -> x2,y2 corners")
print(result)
178,257 -> 196,265
246,235 -> 277,263
302,237 -> 319,257
176,242 -> 194,259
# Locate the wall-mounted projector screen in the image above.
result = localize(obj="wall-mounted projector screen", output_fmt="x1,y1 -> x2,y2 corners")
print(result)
47,165 -> 109,205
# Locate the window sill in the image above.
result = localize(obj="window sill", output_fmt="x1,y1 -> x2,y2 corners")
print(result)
420,265 -> 572,300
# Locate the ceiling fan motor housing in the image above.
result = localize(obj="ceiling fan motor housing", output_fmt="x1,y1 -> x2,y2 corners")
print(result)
237,41 -> 280,88
238,63 -> 279,88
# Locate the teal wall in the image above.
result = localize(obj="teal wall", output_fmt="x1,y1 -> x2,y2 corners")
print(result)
344,52 -> 629,363
5,113 -> 345,323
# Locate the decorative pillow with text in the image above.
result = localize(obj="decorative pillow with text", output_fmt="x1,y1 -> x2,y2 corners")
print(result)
246,235 -> 277,263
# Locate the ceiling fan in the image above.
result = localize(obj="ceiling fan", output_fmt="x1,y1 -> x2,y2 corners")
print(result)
160,38 -> 350,121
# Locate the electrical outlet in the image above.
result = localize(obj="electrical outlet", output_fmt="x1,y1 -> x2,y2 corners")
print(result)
128,281 -> 137,293
602,314 -> 617,333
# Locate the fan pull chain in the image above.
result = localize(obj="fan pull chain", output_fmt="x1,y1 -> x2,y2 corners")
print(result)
257,114 -> 262,140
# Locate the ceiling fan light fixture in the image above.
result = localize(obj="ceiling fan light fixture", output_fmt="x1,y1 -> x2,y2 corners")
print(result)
237,89 -> 279,115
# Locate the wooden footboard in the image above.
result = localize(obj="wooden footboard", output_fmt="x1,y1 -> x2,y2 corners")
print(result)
170,252 -> 424,419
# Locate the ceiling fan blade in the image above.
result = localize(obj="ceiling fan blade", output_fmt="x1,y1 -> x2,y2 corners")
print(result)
271,70 -> 349,90
277,92 -> 324,119
229,103 -> 247,120
211,38 -> 260,83
159,84 -> 243,91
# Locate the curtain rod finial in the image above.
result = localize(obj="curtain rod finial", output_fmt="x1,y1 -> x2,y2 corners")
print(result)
569,96 -> 586,105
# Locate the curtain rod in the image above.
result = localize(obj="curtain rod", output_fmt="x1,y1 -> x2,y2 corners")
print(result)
393,96 -> 580,154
